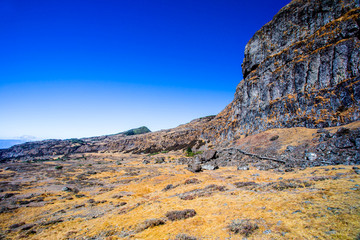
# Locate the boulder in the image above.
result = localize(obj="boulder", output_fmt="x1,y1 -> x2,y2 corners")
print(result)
202,150 -> 217,161
305,153 -> 317,161
201,164 -> 218,171
187,163 -> 202,173
237,166 -> 249,171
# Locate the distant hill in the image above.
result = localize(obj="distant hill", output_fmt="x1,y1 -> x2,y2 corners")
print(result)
121,126 -> 151,136
0,140 -> 27,149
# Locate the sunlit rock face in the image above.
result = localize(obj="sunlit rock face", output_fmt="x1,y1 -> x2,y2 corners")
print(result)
207,0 -> 360,142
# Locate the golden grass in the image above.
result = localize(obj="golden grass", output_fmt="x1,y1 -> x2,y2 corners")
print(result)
1,152 -> 359,240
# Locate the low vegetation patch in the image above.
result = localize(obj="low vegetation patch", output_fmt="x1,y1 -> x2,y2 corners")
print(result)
165,209 -> 197,221
179,184 -> 227,200
136,218 -> 166,232
265,179 -> 312,191
233,181 -> 258,188
175,233 -> 198,240
228,219 -> 259,237
185,147 -> 203,157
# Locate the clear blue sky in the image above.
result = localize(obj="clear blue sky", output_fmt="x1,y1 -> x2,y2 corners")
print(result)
0,0 -> 290,140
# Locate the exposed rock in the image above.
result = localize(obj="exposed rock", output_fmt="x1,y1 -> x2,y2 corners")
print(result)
334,137 -> 354,148
202,150 -> 217,161
202,0 -> 360,142
306,153 -> 317,161
237,166 -> 249,171
187,163 -> 202,173
201,164 -> 218,171
155,157 -> 165,164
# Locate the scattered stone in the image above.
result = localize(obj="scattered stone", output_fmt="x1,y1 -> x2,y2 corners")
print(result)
305,153 -> 317,161
263,230 -> 272,234
336,127 -> 350,136
115,202 -> 127,207
162,184 -> 175,191
335,138 -> 354,149
237,166 -> 249,170
270,135 -> 279,141
187,163 -> 202,173
74,204 -> 85,209
75,194 -> 86,198
285,145 -> 296,152
325,230 -> 337,235
292,210 -> 302,214
202,150 -> 217,161
112,195 -> 123,199
87,199 -> 95,204
62,187 -> 73,192
201,164 -> 218,171
155,157 -> 165,164
142,160 -> 150,164
165,209 -> 197,221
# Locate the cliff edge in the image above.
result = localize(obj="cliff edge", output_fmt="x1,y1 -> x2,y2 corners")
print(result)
204,0 -> 360,143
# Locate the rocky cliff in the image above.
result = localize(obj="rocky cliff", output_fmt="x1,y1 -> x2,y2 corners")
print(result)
1,0 -> 360,161
203,0 -> 360,143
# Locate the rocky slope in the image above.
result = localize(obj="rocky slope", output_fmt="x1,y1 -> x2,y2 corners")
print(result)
0,117 -> 213,161
1,0 -> 360,163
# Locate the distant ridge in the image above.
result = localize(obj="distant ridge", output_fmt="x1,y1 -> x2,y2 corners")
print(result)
121,126 -> 151,136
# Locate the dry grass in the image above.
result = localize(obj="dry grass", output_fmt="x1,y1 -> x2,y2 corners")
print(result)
0,152 -> 359,240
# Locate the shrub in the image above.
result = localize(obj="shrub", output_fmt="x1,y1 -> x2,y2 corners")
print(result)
165,209 -> 196,221
234,181 -> 257,188
54,165 -> 63,170
228,219 -> 258,236
162,184 -> 176,191
136,218 -> 166,232
175,233 -> 197,240
184,178 -> 201,185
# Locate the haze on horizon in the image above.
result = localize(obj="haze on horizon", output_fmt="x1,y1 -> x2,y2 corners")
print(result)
0,0 -> 290,140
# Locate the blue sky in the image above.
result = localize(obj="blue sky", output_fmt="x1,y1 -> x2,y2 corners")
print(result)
0,0 -> 290,140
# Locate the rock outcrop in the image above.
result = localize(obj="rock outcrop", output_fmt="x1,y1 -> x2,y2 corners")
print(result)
204,0 -> 360,143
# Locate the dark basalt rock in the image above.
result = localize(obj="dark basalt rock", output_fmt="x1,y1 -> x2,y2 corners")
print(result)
205,0 -> 360,142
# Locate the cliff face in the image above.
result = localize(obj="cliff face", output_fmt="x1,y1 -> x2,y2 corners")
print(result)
206,0 -> 360,142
